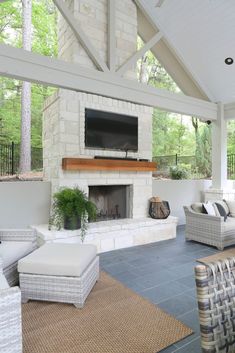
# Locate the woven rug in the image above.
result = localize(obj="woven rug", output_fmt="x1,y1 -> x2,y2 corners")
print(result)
197,248 -> 235,265
22,272 -> 193,353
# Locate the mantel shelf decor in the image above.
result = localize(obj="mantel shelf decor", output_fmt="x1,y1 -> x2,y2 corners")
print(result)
62,158 -> 157,172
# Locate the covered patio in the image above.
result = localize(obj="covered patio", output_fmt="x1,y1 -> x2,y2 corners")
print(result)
1,1 -> 235,353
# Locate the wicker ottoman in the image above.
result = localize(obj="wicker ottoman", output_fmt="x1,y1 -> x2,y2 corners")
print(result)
18,243 -> 99,308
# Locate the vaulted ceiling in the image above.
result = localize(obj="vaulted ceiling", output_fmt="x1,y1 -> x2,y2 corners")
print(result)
139,0 -> 235,104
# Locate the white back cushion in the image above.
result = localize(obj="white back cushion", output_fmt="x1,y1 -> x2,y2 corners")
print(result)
203,202 -> 216,216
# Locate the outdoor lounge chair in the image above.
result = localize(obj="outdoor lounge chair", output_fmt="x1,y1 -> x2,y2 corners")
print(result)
195,257 -> 235,353
184,205 -> 235,250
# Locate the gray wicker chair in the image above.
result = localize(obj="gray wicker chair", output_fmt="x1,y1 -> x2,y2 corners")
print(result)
184,206 -> 235,250
195,257 -> 235,353
0,259 -> 22,353
0,229 -> 37,286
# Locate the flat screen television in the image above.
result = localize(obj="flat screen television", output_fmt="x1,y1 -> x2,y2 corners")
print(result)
85,108 -> 138,152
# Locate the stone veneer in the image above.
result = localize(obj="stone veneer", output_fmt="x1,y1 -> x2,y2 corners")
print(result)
43,90 -> 153,218
43,0 -> 153,218
58,0 -> 137,79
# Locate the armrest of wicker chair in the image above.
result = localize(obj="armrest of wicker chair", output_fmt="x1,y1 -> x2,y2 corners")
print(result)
0,286 -> 22,353
0,228 -> 37,250
183,206 -> 224,250
0,257 -> 3,274
195,258 -> 235,353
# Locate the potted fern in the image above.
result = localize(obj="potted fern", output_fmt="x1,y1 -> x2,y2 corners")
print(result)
50,187 -> 97,242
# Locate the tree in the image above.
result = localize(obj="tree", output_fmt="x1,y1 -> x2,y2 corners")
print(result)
0,0 -> 57,174
19,0 -> 32,173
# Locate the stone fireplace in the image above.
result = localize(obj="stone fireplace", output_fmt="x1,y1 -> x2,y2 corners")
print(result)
89,185 -> 132,221
40,0 -> 178,251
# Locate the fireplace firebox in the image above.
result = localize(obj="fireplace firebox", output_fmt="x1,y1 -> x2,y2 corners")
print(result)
89,185 -> 132,222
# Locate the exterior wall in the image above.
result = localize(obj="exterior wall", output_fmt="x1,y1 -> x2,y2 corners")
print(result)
2,179 -> 230,229
58,0 -> 137,79
152,179 -> 213,225
43,90 -> 153,218
0,182 -> 51,228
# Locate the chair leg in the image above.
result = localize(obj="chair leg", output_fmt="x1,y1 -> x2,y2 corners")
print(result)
21,297 -> 29,304
74,302 -> 84,309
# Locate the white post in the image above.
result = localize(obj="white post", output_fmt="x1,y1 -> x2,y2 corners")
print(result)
211,102 -> 227,189
205,102 -> 235,201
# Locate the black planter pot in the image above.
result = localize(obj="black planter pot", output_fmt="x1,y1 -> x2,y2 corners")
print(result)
149,201 -> 170,219
64,215 -> 81,230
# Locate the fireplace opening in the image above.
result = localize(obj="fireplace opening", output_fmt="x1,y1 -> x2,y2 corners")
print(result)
89,185 -> 132,222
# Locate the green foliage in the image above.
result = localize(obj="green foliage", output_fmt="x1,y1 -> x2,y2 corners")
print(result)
169,165 -> 189,180
50,187 -> 97,242
228,121 -> 235,155
0,0 -> 57,150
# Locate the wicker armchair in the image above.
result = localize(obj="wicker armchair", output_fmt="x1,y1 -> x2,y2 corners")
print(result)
0,229 -> 37,286
0,259 -> 22,353
184,206 -> 235,250
195,257 -> 235,353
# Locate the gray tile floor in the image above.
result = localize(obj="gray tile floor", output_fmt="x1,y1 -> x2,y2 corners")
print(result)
100,225 -> 219,353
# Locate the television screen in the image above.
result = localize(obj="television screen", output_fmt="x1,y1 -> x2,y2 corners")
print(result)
85,108 -> 138,151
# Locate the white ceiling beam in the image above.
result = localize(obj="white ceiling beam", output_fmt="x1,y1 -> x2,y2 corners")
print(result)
224,102 -> 235,120
108,0 -> 116,72
116,31 -> 163,76
0,44 -> 217,120
135,0 -> 215,102
53,0 -> 109,72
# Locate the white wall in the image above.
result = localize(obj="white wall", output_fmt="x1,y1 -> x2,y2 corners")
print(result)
0,181 -> 51,228
152,179 -> 213,225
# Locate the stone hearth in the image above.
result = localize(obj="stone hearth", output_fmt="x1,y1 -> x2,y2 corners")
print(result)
34,217 -> 178,253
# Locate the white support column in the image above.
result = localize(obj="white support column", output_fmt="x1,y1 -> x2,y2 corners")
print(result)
205,103 -> 235,201
212,102 -> 227,189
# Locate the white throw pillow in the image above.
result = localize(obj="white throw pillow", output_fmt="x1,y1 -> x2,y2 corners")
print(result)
203,202 -> 216,216
225,200 -> 235,217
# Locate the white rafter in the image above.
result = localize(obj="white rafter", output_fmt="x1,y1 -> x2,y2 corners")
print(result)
53,0 -> 109,72
135,0 -> 215,102
0,44 -> 217,120
108,0 -> 116,72
117,31 -> 163,76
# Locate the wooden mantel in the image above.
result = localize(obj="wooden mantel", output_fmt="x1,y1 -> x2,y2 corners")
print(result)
62,158 -> 157,172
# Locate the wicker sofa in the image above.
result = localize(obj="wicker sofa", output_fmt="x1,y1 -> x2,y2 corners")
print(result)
184,204 -> 235,250
0,229 -> 37,286
0,258 -> 22,353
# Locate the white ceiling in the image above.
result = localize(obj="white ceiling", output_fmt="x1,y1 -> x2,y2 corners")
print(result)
141,0 -> 235,104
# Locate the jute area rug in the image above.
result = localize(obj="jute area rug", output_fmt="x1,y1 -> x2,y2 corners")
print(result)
22,272 -> 193,353
197,248 -> 235,265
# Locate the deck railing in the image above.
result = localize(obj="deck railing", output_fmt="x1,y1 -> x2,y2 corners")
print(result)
154,153 -> 235,179
0,142 -> 42,176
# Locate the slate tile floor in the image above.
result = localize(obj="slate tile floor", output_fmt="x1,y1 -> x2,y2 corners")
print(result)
100,225 -> 219,353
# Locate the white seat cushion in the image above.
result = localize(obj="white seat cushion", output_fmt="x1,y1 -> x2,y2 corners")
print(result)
18,243 -> 97,277
226,200 -> 235,217
0,241 -> 34,269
